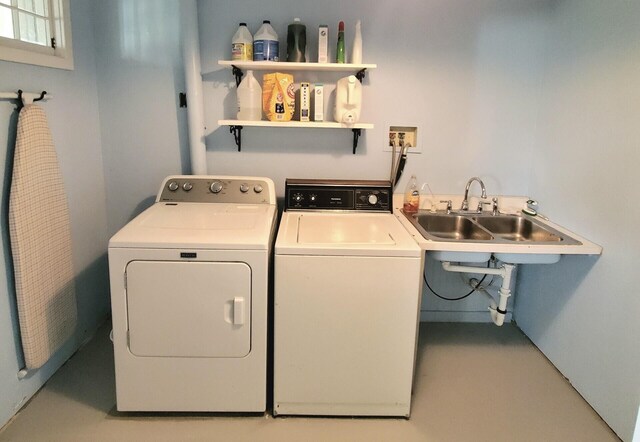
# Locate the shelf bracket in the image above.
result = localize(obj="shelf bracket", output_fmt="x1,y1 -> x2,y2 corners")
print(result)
352,129 -> 362,154
232,65 -> 244,87
355,69 -> 366,83
230,125 -> 243,151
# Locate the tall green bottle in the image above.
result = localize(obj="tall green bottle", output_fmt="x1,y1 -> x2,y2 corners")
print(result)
336,21 -> 345,63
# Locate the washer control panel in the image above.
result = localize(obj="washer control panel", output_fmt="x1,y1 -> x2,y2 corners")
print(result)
285,179 -> 392,212
158,176 -> 274,204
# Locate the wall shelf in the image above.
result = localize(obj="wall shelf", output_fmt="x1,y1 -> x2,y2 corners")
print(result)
218,120 -> 373,129
216,60 -> 377,73
217,60 -> 376,86
218,120 -> 374,153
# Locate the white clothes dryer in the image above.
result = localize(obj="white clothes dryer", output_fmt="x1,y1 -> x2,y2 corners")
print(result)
108,175 -> 276,412
273,179 -> 423,417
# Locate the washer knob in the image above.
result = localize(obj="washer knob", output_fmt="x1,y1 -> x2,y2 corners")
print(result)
168,181 -> 179,191
368,194 -> 379,205
240,183 -> 249,193
310,194 -> 317,202
182,182 -> 193,191
254,184 -> 263,193
293,193 -> 303,203
210,181 -> 223,193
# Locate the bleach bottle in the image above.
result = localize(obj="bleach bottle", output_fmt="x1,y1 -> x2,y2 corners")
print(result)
237,70 -> 262,121
253,20 -> 279,61
232,23 -> 253,61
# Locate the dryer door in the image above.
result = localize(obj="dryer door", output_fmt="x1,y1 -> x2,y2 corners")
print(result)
125,260 -> 251,358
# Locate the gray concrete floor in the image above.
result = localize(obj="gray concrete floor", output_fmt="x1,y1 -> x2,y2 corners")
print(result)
0,322 -> 619,442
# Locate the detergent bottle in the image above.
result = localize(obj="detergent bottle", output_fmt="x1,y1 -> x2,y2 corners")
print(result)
403,175 -> 420,214
334,75 -> 362,124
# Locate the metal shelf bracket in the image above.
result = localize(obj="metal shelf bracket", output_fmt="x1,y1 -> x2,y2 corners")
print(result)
355,69 -> 366,82
232,65 -> 244,87
352,129 -> 362,154
230,125 -> 243,151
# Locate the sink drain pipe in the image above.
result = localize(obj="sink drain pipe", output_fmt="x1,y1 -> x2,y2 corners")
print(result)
441,261 -> 516,326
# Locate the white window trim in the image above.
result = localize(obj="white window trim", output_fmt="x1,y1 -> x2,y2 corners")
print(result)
0,0 -> 74,70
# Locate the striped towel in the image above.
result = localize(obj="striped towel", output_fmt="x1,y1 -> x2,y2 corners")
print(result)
9,104 -> 77,370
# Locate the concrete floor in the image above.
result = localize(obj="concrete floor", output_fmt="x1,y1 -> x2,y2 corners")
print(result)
0,322 -> 619,442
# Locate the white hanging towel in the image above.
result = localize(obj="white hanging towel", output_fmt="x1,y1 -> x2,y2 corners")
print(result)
9,104 -> 77,370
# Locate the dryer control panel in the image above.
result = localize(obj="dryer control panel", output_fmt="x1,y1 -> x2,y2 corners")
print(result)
285,179 -> 392,212
157,176 -> 275,205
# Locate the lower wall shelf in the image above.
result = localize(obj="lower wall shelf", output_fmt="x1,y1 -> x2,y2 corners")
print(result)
218,120 -> 374,153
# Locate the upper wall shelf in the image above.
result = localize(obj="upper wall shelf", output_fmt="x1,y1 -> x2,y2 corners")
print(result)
217,60 -> 377,85
217,60 -> 377,72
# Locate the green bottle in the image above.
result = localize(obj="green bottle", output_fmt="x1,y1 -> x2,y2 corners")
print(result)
336,21 -> 345,63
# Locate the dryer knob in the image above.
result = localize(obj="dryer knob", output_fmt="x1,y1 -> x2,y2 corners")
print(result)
254,185 -> 263,193
368,194 -> 379,205
182,182 -> 193,191
210,181 -> 223,193
168,181 -> 179,191
240,183 -> 250,193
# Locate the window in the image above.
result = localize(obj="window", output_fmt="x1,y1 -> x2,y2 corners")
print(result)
0,0 -> 73,70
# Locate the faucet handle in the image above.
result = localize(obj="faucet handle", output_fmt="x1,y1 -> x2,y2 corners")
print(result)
439,200 -> 453,214
478,199 -> 492,213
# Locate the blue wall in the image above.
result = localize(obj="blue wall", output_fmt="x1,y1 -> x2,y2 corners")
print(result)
515,1 -> 640,440
0,0 -> 110,428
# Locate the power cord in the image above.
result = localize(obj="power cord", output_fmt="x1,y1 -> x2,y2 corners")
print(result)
423,258 -> 493,301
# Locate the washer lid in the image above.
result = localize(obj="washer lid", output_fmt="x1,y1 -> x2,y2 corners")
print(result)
109,202 -> 276,249
276,212 -> 421,257
298,215 -> 396,245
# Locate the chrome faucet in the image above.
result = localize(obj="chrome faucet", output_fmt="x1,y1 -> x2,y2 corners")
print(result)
461,177 -> 487,211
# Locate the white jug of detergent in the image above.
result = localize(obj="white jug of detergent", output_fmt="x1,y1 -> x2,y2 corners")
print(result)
334,75 -> 362,124
237,70 -> 262,120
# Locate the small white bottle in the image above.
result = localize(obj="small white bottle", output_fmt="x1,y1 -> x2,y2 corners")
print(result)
253,20 -> 279,61
351,20 -> 362,64
237,70 -> 262,121
232,23 -> 253,61
403,175 -> 420,214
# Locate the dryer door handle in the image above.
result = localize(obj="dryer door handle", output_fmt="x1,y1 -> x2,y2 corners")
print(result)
233,297 -> 245,325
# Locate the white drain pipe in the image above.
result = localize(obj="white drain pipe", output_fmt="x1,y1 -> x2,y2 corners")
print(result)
181,0 -> 207,175
442,261 -> 516,326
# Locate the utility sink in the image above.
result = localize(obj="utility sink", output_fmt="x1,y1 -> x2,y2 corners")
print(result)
404,211 -> 582,264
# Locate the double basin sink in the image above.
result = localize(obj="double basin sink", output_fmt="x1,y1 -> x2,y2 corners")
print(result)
404,211 -> 582,264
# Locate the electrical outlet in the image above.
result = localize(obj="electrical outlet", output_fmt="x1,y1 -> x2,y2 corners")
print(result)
385,126 -> 420,153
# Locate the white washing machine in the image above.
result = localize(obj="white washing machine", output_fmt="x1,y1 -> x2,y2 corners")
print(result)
273,179 -> 423,417
108,175 -> 277,412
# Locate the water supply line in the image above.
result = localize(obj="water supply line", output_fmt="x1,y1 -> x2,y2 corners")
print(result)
441,261 -> 516,326
181,0 -> 207,175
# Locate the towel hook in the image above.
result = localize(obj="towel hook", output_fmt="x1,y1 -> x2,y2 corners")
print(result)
33,91 -> 47,102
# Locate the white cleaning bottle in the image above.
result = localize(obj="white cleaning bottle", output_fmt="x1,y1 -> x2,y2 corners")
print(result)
253,20 -> 279,61
232,23 -> 253,61
351,20 -> 362,64
403,175 -> 420,214
237,70 -> 262,121
334,75 -> 362,124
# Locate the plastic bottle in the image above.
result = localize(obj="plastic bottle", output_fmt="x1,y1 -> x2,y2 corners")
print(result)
403,175 -> 420,214
253,20 -> 279,61
237,70 -> 262,121
232,23 -> 253,61
287,18 -> 306,62
351,20 -> 362,64
336,21 -> 345,63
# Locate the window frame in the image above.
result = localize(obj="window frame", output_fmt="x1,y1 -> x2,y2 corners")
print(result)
0,0 -> 73,70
